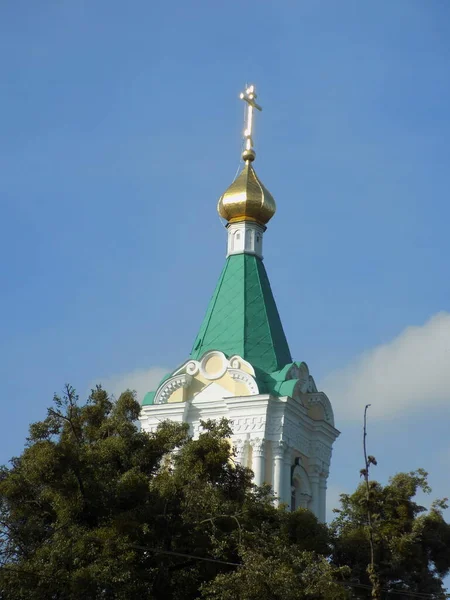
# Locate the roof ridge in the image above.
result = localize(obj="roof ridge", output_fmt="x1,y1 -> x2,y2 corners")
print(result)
255,258 -> 292,369
242,253 -> 247,359
249,254 -> 271,365
191,260 -> 229,354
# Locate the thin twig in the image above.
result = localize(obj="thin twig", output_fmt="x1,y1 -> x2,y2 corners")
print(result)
363,404 -> 380,600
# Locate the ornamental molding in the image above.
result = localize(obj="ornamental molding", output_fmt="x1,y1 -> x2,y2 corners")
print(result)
311,440 -> 332,465
319,474 -> 329,486
233,438 -> 247,456
231,415 -> 265,434
229,369 -> 259,395
305,393 -> 335,426
308,460 -> 329,479
186,361 -> 199,376
286,362 -> 310,392
175,352 -> 258,392
154,351 -> 260,405
309,463 -> 322,476
282,418 -> 310,456
307,376 -> 318,393
266,417 -> 283,435
250,437 -> 265,455
200,351 -> 227,379
227,355 -> 255,375
154,374 -> 192,405
229,356 -> 241,370
272,440 -> 287,458
285,363 -> 301,381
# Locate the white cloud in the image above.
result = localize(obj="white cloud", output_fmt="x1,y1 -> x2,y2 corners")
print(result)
93,366 -> 169,402
321,312 -> 450,421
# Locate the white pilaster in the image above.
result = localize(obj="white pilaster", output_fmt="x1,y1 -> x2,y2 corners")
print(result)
283,448 -> 292,507
234,439 -> 246,467
226,221 -> 265,259
319,472 -> 328,523
272,442 -> 285,504
251,438 -> 265,486
309,465 -> 320,519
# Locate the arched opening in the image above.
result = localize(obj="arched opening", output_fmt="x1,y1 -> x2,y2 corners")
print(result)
291,464 -> 312,511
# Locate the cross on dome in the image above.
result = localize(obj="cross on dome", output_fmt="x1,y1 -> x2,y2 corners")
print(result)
239,84 -> 262,162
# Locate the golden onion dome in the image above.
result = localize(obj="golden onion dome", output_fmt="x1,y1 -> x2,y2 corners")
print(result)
217,161 -> 276,225
218,85 -> 276,226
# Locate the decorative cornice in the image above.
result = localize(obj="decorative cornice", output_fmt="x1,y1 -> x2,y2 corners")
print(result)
305,392 -> 335,426
311,440 -> 333,464
231,415 -> 266,434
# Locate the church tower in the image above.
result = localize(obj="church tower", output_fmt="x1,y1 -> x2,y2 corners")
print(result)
139,86 -> 339,521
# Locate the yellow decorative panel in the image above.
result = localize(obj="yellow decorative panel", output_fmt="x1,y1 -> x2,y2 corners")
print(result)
203,355 -> 224,376
234,380 -> 250,396
167,387 -> 184,403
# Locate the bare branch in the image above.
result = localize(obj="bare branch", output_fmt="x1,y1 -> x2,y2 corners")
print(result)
363,404 -> 380,600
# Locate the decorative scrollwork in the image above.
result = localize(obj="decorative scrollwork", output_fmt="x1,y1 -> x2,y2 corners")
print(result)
154,374 -> 192,405
229,369 -> 259,395
230,357 -> 241,369
186,361 -> 199,376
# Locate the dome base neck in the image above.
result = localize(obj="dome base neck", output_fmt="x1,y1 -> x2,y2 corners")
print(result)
226,221 -> 266,259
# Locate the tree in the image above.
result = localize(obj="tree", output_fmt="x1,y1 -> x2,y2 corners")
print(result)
201,547 -> 346,600
0,386 -> 341,600
330,469 -> 450,600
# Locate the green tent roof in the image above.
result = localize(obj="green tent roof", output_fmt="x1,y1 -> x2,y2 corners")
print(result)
190,254 -> 292,374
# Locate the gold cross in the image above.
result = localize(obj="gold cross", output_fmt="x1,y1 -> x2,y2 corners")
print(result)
239,84 -> 262,162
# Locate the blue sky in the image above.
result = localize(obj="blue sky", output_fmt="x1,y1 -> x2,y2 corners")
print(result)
2,0 -> 450,532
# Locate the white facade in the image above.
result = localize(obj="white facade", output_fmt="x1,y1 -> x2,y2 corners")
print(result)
140,350 -> 339,522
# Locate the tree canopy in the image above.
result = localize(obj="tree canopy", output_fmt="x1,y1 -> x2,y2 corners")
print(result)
330,470 -> 450,600
0,386 -> 449,600
0,386 -> 344,600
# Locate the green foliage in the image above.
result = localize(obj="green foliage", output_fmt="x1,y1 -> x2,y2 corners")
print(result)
330,470 -> 450,599
201,548 -> 348,600
0,386 -> 336,600
3,385 -> 449,600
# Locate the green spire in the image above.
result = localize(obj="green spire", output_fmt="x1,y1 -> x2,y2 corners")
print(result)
190,254 -> 292,374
